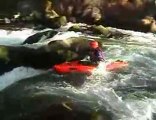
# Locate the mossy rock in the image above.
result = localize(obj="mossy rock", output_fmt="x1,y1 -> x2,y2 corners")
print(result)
68,25 -> 81,32
59,16 -> 67,26
92,25 -> 111,36
46,16 -> 67,28
0,46 -> 9,62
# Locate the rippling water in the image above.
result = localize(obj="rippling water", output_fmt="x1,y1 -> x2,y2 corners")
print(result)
0,27 -> 156,120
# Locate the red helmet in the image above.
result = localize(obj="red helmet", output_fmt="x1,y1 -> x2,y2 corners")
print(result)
89,41 -> 99,49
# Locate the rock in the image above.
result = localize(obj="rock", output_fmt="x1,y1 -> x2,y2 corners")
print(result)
22,30 -> 58,44
0,45 -> 65,69
68,24 -> 129,38
45,0 -> 59,19
0,38 -> 92,69
43,16 -> 67,28
68,25 -> 81,32
150,20 -> 156,33
0,46 -> 10,62
47,37 -> 91,60
92,25 -> 111,36
1,0 -> 156,32
68,24 -> 93,34
141,16 -> 156,32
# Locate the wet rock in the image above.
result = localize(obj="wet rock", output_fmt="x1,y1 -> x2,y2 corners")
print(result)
0,38 -> 92,69
22,30 -> 58,44
0,45 -> 65,69
0,46 -> 10,62
92,25 -> 130,38
141,16 -> 156,33
47,37 -> 91,60
43,16 -> 67,28
92,25 -> 111,36
68,24 -> 111,35
45,0 -> 59,19
68,24 -> 129,38
68,24 -> 95,35
68,25 -> 82,32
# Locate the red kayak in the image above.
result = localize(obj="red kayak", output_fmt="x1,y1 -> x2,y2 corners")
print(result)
106,60 -> 128,71
53,60 -> 128,75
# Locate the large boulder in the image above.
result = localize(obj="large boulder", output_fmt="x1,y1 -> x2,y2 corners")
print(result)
0,38 -> 92,69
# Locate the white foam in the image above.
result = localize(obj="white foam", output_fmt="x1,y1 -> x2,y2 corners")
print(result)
0,28 -> 37,45
0,67 -> 45,91
92,62 -> 108,75
0,28 -> 36,39
50,31 -> 81,41
111,27 -> 156,45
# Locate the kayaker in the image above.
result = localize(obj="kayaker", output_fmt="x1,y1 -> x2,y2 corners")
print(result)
88,40 -> 105,64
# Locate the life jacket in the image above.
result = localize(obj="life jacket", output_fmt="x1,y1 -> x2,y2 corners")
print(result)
90,48 -> 105,62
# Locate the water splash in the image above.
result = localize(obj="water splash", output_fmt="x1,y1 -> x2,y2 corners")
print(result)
0,67 -> 45,91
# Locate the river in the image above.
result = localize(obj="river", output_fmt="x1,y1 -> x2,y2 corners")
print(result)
0,25 -> 156,120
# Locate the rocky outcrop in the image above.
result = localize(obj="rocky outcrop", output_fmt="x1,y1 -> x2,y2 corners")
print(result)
0,38 -> 92,69
51,0 -> 156,32
1,0 -> 156,32
68,24 -> 130,38
0,45 -> 64,69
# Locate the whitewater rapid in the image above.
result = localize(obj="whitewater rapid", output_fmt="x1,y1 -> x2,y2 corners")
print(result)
0,24 -> 156,120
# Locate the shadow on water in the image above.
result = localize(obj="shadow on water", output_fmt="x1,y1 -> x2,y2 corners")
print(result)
0,60 -> 18,75
0,72 -> 113,120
